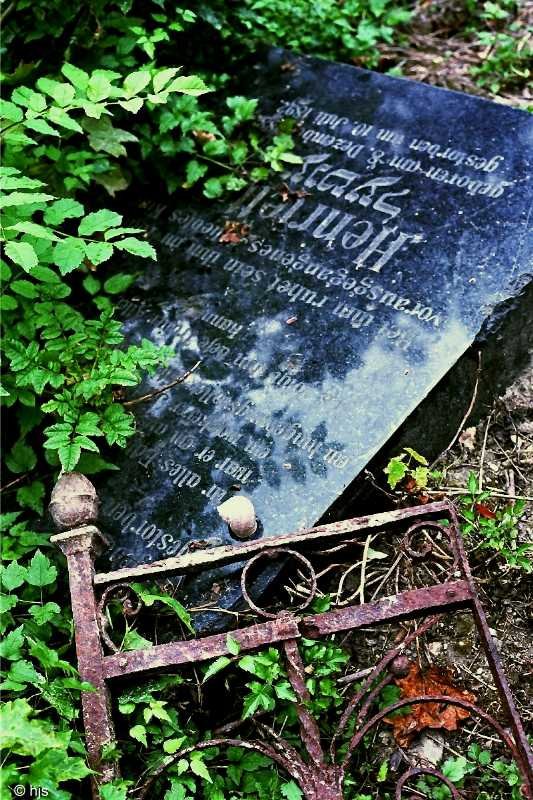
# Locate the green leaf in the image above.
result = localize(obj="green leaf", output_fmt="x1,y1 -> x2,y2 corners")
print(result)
384,457 -> 408,489
122,629 -> 152,651
11,87 -> 47,112
78,209 -> 122,236
44,198 -> 85,225
87,73 -> 113,102
53,238 -> 86,274
24,117 -> 60,137
5,440 -> 37,473
0,294 -> 17,311
104,272 -> 137,294
467,472 -> 479,495
203,656 -> 231,682
29,602 -> 61,625
167,75 -> 211,96
82,274 -> 101,295
0,192 -> 54,209
58,442 -> 82,471
16,481 -> 45,514
189,754 -> 212,782
184,159 -> 208,187
153,68 -> 179,93
203,177 -> 224,199
129,724 -> 147,747
114,237 -> 156,260
0,625 -> 25,660
84,116 -> 138,158
162,737 -> 186,755
86,241 -> 114,265
26,550 -> 57,587
1,562 -> 27,591
7,221 -> 58,240
0,699 -> 63,755
10,279 -> 38,299
442,756 -> 468,783
226,634 -> 240,655
4,241 -> 38,271
281,781 -> 303,800
48,106 -> 83,133
61,63 -> 89,91
404,447 -> 428,465
123,71 -> 151,97
0,99 -> 24,122
36,77 -> 75,107
118,98 -> 144,113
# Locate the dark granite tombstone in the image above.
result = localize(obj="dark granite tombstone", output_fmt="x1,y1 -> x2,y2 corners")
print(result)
98,50 -> 532,609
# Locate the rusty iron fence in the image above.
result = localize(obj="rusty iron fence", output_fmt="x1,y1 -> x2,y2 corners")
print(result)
50,484 -> 533,799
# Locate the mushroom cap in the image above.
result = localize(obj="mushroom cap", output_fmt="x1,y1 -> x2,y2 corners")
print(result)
217,495 -> 257,539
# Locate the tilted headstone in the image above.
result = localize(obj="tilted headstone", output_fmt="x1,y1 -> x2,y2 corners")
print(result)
98,50 -> 532,605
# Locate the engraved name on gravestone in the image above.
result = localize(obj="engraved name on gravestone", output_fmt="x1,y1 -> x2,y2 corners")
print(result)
99,50 -> 532,583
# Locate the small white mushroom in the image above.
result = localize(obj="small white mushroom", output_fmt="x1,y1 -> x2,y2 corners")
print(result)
217,496 -> 257,540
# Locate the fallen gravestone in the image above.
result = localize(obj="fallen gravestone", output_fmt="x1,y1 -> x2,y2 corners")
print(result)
97,49 -> 532,612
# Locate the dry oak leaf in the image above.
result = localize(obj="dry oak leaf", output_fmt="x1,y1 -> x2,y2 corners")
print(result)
385,662 -> 476,747
218,220 -> 250,244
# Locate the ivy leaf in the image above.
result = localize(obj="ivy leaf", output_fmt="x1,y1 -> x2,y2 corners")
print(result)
53,238 -> 86,274
5,440 -> 37,473
26,550 -> 58,587
78,209 -> 122,236
123,71 -> 151,97
43,198 -> 85,225
4,241 -> 38,271
114,237 -> 156,259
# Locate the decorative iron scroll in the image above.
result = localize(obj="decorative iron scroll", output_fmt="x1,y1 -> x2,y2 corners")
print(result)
50,485 -> 533,799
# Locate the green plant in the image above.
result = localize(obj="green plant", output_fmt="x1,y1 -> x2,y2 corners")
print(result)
458,472 -> 531,571
471,30 -> 531,94
383,447 -> 441,491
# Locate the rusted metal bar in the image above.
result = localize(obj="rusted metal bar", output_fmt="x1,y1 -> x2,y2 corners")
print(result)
48,477 -> 533,800
51,526 -> 118,785
301,581 -> 472,637
94,501 -> 452,586
103,615 -> 300,679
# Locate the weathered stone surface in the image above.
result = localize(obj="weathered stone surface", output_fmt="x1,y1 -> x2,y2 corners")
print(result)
97,51 -> 532,601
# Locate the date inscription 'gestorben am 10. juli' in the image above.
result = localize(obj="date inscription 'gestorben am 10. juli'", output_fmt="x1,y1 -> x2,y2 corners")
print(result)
99,50 -> 532,596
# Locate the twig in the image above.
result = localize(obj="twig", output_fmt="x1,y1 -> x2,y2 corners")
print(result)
424,487 -> 533,502
359,535 -> 372,605
123,361 -> 201,407
0,472 -> 32,493
430,350 -> 482,470
478,411 -> 493,491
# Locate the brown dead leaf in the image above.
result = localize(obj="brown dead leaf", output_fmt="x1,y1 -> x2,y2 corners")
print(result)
218,221 -> 250,244
193,130 -> 216,142
459,426 -> 477,451
385,662 -> 476,747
